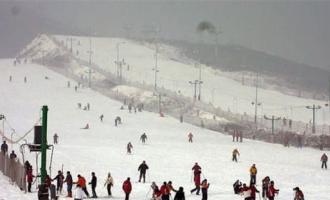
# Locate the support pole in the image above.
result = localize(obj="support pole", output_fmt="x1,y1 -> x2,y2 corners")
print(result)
41,105 -> 48,183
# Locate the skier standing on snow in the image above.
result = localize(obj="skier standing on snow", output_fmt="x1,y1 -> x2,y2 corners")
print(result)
160,182 -> 170,200
140,133 -> 147,144
9,150 -> 17,159
64,171 -> 73,197
248,183 -> 259,200
174,186 -> 185,200
100,114 -> 104,122
201,179 -> 210,200
138,160 -> 149,183
52,170 -> 64,194
74,174 -> 89,197
188,132 -> 193,143
267,181 -> 279,200
122,177 -> 132,200
239,131 -> 243,142
232,148 -> 240,162
104,172 -> 114,196
127,142 -> 133,154
26,166 -> 34,192
262,176 -> 270,199
293,187 -> 304,200
249,164 -> 257,185
321,153 -> 328,169
88,172 -> 97,198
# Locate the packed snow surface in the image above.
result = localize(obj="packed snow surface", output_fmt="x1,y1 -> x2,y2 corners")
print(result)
0,59 -> 329,200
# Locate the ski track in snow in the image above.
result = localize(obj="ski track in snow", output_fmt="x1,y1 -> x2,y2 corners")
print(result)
0,59 -> 329,199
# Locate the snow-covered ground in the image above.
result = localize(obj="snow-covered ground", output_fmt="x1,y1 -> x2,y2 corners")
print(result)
0,59 -> 329,199
50,35 -> 330,125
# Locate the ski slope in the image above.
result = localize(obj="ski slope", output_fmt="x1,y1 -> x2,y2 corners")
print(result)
0,59 -> 329,200
51,35 -> 330,126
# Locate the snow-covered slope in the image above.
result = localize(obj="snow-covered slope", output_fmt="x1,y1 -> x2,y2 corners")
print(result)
20,34 -> 329,126
0,59 -> 329,199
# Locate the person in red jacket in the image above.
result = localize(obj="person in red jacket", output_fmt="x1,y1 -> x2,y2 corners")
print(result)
190,170 -> 201,195
321,153 -> 328,169
192,163 -> 201,178
45,175 -> 52,188
160,182 -> 170,200
267,181 -> 279,200
74,174 -> 89,197
122,177 -> 132,200
26,167 -> 34,192
293,187 -> 304,200
248,183 -> 259,200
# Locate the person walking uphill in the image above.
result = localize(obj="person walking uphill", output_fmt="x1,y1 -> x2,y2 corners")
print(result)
88,172 -> 97,198
104,172 -> 114,196
122,177 -> 132,200
249,164 -> 257,185
138,160 -> 149,183
190,169 -> 201,195
174,187 -> 185,200
140,133 -> 147,144
321,153 -> 328,169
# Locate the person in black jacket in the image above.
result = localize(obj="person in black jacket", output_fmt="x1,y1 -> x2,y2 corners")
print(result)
138,161 -> 149,183
174,187 -> 185,200
89,172 -> 97,198
52,170 -> 64,194
1,141 -> 8,154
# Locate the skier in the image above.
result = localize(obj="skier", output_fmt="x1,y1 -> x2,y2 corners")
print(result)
9,75 -> 12,82
75,85 -> 78,92
53,133 -> 59,144
88,172 -> 97,198
1,141 -> 8,154
122,177 -> 132,200
138,160 -> 149,183
167,181 -> 177,193
249,164 -> 257,185
140,133 -> 147,144
78,103 -> 82,109
233,180 -> 242,194
160,182 -> 170,200
321,153 -> 328,169
200,179 -> 210,200
188,132 -> 193,143
87,103 -> 90,111
74,174 -> 89,197
262,176 -> 270,199
128,103 -> 132,113
151,182 -> 159,199
190,169 -> 201,195
104,172 -> 113,196
67,81 -> 71,88
26,166 -> 34,192
127,142 -> 133,154
74,184 -> 86,200
232,148 -> 240,162
174,186 -> 185,200
293,187 -> 304,200
115,116 -> 122,126
267,181 -> 279,200
52,170 -> 64,194
153,185 -> 162,200
64,171 -> 73,197
236,129 -> 239,142
232,130 -> 235,142
192,163 -> 201,178
24,76 -> 27,83
9,150 -> 17,159
100,114 -> 104,122
248,183 -> 259,200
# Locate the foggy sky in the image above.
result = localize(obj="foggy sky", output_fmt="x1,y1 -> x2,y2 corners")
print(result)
1,0 -> 330,69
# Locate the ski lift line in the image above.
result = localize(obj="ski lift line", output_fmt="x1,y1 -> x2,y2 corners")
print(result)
0,118 -> 41,144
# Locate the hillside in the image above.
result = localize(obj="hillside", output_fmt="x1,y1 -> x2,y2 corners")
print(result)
0,59 -> 329,200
